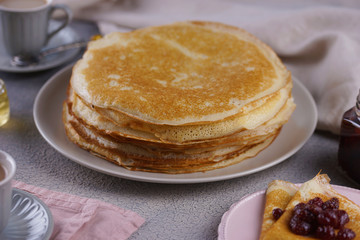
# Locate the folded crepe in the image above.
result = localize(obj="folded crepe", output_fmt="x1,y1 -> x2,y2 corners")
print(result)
259,180 -> 298,239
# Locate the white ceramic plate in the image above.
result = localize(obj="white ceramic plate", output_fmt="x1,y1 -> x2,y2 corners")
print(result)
34,65 -> 317,184
217,185 -> 360,240
0,188 -> 54,240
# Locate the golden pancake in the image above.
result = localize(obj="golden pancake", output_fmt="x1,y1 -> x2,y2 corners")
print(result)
91,82 -> 293,143
69,86 -> 294,144
71,21 -> 291,125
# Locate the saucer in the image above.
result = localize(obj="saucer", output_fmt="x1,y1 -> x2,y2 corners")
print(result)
0,20 -> 82,73
0,188 -> 54,240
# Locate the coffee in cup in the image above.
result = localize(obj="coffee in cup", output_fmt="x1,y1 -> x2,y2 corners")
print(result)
0,164 -> 5,181
0,0 -> 72,66
0,0 -> 46,9
0,150 -> 16,233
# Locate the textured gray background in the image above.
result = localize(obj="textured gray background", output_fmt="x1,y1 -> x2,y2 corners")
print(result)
0,20 -> 358,240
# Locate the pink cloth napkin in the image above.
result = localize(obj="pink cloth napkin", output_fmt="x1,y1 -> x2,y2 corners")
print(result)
12,181 -> 145,240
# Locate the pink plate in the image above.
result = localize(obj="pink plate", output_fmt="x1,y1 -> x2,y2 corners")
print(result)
217,185 -> 360,240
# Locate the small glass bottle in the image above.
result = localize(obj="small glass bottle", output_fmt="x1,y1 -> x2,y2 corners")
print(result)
338,90 -> 360,184
0,79 -> 10,127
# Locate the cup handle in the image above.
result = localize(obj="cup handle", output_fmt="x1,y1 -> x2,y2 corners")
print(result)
46,4 -> 72,45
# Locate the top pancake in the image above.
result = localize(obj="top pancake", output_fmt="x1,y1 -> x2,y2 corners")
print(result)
71,21 -> 290,125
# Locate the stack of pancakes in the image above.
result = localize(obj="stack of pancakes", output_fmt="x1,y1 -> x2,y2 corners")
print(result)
62,21 -> 295,173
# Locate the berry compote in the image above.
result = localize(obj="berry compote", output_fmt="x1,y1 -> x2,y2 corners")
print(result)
288,197 -> 356,240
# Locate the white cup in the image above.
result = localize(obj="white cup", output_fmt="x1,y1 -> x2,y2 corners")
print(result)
0,0 -> 72,66
0,150 -> 16,233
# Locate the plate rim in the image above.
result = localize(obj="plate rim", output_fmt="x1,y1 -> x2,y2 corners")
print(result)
217,184 -> 360,240
33,64 -> 318,184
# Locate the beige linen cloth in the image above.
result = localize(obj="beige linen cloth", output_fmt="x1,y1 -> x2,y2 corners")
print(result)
55,0 -> 360,134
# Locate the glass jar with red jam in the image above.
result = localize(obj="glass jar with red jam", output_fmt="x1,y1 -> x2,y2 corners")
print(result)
338,90 -> 360,184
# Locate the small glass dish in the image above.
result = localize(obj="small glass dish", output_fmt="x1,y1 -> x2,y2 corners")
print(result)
0,79 -> 10,126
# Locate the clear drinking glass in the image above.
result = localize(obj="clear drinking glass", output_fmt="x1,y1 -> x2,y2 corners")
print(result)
0,79 -> 10,127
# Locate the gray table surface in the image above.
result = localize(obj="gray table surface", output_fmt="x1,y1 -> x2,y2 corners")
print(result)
0,20 -> 358,240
